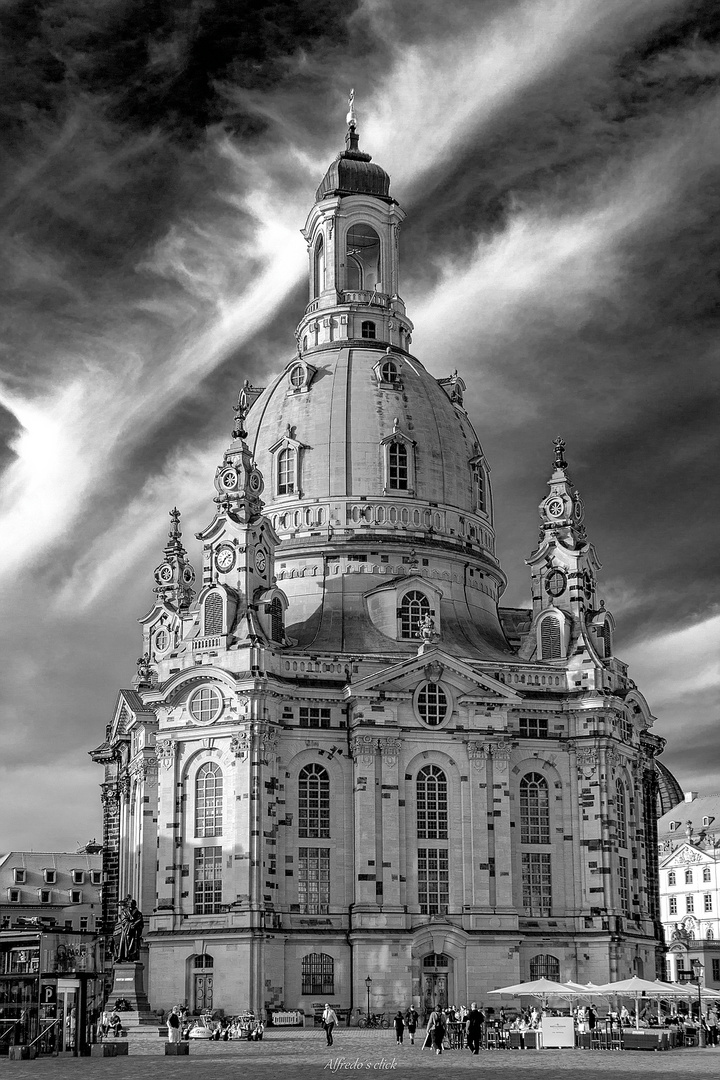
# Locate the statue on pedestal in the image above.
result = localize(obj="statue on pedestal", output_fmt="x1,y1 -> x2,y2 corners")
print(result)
113,896 -> 144,963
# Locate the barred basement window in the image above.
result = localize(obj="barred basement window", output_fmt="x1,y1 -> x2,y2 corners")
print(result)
519,717 -> 548,739
299,707 -> 331,729
298,848 -> 330,914
388,441 -> 408,489
399,590 -> 430,639
194,846 -> 222,914
301,953 -> 334,996
204,594 -> 223,636
618,856 -> 630,914
416,765 -> 448,840
195,763 -> 223,838
540,616 -> 562,659
298,764 -> 330,838
520,773 -> 550,844
616,780 -> 627,847
529,954 -> 560,981
522,852 -> 551,914
418,848 -> 449,915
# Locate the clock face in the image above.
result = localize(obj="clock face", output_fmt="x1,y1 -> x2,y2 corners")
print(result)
546,498 -> 564,518
248,470 -> 263,494
215,544 -> 235,572
574,498 -> 584,520
255,549 -> 267,573
545,569 -> 567,598
182,566 -> 195,585
221,468 -> 238,490
157,564 -> 173,583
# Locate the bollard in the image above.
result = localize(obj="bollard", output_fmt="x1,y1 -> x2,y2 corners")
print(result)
165,1042 -> 189,1055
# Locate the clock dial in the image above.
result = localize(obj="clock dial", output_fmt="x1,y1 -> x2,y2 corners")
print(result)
215,545 -> 235,572
248,470 -> 263,494
546,498 -> 564,518
157,564 -> 173,582
545,569 -> 567,598
182,566 -> 195,585
255,549 -> 267,573
221,468 -> 238,490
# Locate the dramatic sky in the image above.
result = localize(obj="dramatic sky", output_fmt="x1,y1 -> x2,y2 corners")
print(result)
1,0 -> 718,851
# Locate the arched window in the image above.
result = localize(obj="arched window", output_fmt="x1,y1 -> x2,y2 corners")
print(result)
529,954 -> 560,981
195,763 -> 223,838
270,598 -> 283,643
398,590 -> 430,639
204,593 -> 223,636
602,621 -> 612,657
473,465 -> 486,515
685,869 -> 693,885
388,441 -> 408,488
313,236 -> 325,298
361,320 -> 377,339
616,779 -> 627,847
707,928 -> 714,940
346,223 -> 380,291
301,953 -> 333,996
277,447 -> 296,495
539,616 -> 562,659
380,358 -> 399,383
703,867 -> 711,883
416,765 -> 448,839
298,764 -> 330,838
520,773 -> 550,844
668,871 -> 676,886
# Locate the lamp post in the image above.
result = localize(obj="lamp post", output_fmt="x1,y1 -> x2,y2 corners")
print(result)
691,958 -> 706,1048
365,976 -> 372,1019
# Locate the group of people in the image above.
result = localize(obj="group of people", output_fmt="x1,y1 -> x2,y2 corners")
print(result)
397,1003 -> 488,1055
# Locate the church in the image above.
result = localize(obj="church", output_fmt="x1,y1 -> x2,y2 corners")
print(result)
91,100 -> 671,1021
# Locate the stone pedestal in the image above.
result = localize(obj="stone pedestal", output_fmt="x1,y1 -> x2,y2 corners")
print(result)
108,963 -> 157,1038
165,1042 -> 189,1055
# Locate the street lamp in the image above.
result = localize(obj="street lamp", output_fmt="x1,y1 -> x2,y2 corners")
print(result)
691,958 -> 706,1048
365,976 -> 372,1019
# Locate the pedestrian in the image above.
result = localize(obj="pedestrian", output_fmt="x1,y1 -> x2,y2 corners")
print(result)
393,1010 -> 405,1045
466,1002 -> 484,1054
322,1003 -> 338,1047
100,1010 -> 110,1038
426,1007 -> 446,1055
587,1004 -> 597,1033
166,1006 -> 181,1044
405,1005 -> 418,1044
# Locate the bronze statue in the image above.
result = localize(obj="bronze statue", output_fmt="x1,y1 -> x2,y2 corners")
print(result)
113,896 -> 144,963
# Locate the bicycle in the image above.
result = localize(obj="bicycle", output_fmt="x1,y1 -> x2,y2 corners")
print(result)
357,1012 -> 390,1029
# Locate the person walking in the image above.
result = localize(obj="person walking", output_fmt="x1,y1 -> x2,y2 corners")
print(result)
426,1007 -> 446,1055
322,1003 -> 338,1047
405,1006 -> 419,1045
466,1002 -> 484,1054
706,1008 -> 718,1046
166,1006 -> 181,1044
394,1010 -> 405,1045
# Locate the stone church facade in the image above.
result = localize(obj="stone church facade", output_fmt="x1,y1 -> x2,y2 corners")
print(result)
92,108 -> 668,1020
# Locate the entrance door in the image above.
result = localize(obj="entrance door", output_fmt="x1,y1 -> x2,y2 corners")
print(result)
57,985 -> 79,1053
194,975 -> 213,1013
421,954 -> 451,1018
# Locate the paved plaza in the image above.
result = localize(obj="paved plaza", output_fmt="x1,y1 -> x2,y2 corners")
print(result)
1,1029 -> 718,1080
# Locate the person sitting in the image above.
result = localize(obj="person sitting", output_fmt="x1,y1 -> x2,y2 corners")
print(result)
108,1011 -> 122,1037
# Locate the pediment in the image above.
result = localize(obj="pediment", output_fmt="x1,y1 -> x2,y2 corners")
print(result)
660,843 -> 713,868
345,648 -> 521,701
110,689 -> 155,737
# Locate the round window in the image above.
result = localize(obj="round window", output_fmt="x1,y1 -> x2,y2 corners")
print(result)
154,629 -> 169,653
544,569 -> 567,598
188,686 -> 223,725
416,682 -> 450,727
289,364 -> 305,389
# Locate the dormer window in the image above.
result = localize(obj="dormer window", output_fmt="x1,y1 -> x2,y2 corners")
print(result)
72,870 -> 84,885
374,352 -> 403,390
91,870 -> 102,886
398,590 -> 431,640
286,359 -> 315,395
71,890 -> 82,904
13,869 -> 26,884
361,320 -> 376,339
8,889 -> 19,903
39,889 -> 51,903
381,358 -> 399,383
381,423 -> 416,495
703,816 -> 714,827
469,454 -> 490,519
669,821 -> 680,831
43,869 -> 56,884
278,447 -> 296,494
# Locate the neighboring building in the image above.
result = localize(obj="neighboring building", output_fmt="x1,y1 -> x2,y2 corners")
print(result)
0,851 -> 102,934
91,105 -> 676,1020
659,791 -> 720,990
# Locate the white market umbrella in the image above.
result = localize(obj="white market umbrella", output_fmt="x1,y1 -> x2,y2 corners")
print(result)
592,976 -> 680,1030
488,977 -> 571,1006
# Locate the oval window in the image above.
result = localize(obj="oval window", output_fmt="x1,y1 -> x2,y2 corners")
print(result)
415,682 -> 450,727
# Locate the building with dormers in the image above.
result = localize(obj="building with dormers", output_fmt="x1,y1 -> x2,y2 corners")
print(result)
658,791 -> 720,991
91,103 -> 674,1021
0,851 -> 102,933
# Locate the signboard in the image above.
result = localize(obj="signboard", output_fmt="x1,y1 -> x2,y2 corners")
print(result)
40,984 -> 57,1005
540,1016 -> 575,1048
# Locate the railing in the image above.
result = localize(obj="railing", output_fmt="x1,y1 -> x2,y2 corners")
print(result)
341,290 -> 390,308
192,636 -> 223,651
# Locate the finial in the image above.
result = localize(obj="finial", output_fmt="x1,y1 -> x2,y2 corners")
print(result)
232,380 -> 251,440
168,507 -> 181,539
553,436 -> 567,470
346,88 -> 357,130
